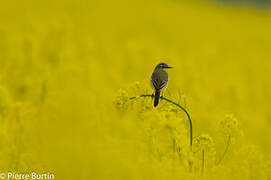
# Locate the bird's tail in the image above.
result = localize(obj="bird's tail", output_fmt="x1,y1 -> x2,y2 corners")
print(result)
154,91 -> 160,107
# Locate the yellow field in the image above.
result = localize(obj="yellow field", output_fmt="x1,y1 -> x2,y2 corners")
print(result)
0,0 -> 271,179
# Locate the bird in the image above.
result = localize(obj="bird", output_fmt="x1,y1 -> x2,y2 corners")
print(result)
150,62 -> 172,107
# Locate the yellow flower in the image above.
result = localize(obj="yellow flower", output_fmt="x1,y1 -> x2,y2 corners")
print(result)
194,134 -> 214,152
219,114 -> 240,137
114,89 -> 129,112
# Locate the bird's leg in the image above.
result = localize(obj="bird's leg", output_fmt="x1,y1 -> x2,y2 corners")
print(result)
151,93 -> 154,99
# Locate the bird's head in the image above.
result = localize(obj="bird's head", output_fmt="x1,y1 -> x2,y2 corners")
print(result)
155,62 -> 172,70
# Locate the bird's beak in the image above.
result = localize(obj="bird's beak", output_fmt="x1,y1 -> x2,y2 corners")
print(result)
166,66 -> 173,69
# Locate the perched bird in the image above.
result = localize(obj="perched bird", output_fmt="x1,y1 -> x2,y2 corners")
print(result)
150,62 -> 172,107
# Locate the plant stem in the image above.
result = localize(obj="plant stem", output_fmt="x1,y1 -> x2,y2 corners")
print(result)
160,96 -> 193,149
129,94 -> 193,149
201,150 -> 205,176
216,135 -> 231,165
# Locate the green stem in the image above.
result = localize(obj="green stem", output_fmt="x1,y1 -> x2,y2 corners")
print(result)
216,135 -> 231,165
160,96 -> 193,149
201,150 -> 205,176
129,94 -> 193,149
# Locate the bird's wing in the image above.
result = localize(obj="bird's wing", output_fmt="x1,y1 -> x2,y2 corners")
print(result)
151,70 -> 168,91
151,72 -> 159,90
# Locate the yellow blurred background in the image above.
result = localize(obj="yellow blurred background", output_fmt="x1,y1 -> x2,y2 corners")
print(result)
0,0 -> 271,179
